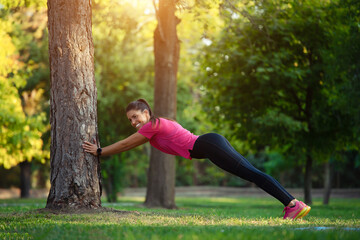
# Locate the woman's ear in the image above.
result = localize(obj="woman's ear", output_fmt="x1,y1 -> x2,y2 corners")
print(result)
143,109 -> 150,116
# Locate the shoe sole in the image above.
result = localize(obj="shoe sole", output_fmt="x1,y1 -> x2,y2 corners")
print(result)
294,206 -> 311,219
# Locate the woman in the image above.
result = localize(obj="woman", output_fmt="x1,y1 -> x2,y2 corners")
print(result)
83,99 -> 311,220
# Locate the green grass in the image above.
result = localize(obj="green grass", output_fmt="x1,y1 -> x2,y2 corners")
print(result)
0,197 -> 359,239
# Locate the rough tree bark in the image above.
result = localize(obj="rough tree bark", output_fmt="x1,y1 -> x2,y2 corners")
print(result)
144,0 -> 180,209
46,0 -> 101,210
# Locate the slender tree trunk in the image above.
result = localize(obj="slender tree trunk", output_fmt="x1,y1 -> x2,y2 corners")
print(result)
145,0 -> 180,209
304,85 -> 313,205
193,160 -> 199,185
104,176 -> 116,203
323,160 -> 333,205
46,0 -> 101,210
20,161 -> 31,198
36,164 -> 48,189
304,154 -> 313,204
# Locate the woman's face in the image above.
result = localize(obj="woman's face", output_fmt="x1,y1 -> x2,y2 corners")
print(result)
126,109 -> 150,130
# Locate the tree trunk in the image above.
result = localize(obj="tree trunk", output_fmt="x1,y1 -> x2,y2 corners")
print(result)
20,161 -> 31,198
104,176 -> 116,203
36,163 -> 48,189
193,160 -> 199,186
145,148 -> 176,208
144,0 -> 179,209
323,160 -> 333,205
304,154 -> 313,204
46,0 -> 101,210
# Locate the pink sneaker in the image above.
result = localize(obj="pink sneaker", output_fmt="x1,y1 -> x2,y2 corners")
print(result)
283,201 -> 311,220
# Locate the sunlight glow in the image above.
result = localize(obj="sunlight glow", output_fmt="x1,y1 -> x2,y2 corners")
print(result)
121,0 -> 154,14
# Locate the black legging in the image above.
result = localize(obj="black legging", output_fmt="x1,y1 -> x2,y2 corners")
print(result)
189,133 -> 294,206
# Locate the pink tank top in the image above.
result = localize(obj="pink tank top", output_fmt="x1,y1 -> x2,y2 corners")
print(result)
138,118 -> 199,159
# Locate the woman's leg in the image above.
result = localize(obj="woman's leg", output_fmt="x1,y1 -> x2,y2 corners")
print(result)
190,133 -> 294,206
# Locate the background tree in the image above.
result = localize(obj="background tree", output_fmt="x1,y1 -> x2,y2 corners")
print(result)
1,0 -> 359,198
174,0 -> 227,187
46,0 -> 101,209
322,0 -> 360,204
15,7 -> 50,198
145,0 -> 180,209
92,0 -> 155,202
198,0 -> 360,204
0,18 -> 44,170
0,1 -> 49,198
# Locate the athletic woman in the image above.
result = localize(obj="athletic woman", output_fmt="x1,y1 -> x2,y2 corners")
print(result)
82,99 -> 311,220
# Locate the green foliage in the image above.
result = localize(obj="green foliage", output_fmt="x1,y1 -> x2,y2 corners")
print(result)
102,154 -> 124,202
0,9 -> 48,169
121,147 -> 149,187
1,0 -> 359,190
93,0 -> 226,191
198,0 -> 360,175
92,0 -> 156,197
0,197 -> 360,239
0,72 -> 40,169
0,0 -> 47,11
324,0 -> 360,148
0,0 -> 46,9
175,0 -> 240,187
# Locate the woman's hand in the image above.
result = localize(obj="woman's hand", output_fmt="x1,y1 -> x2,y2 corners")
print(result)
82,139 -> 98,156
82,133 -> 148,157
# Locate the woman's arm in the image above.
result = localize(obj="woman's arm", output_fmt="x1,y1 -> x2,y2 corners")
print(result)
82,132 -> 149,157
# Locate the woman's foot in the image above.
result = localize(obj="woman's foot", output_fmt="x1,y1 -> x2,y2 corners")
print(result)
283,200 -> 311,220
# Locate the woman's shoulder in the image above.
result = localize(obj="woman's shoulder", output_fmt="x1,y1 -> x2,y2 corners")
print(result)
158,117 -> 177,123
158,117 -> 179,126
158,118 -> 185,130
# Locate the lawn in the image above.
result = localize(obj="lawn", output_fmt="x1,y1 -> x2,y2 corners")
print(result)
0,197 -> 359,239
